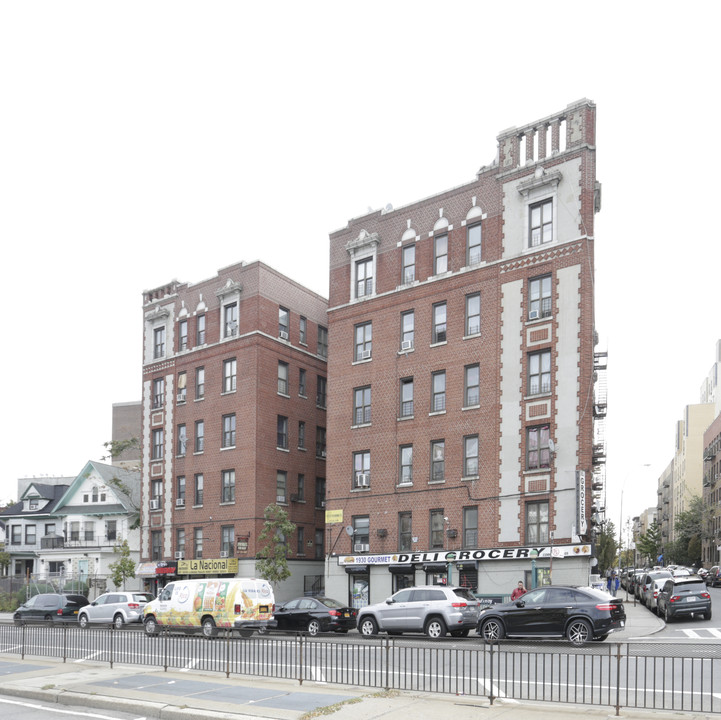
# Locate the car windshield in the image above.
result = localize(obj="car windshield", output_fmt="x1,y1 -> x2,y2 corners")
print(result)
452,588 -> 477,602
316,597 -> 345,608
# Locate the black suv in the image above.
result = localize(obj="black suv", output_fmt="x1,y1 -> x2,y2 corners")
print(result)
13,593 -> 89,624
656,576 -> 711,622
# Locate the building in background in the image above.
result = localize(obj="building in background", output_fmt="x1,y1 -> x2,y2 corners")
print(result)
325,100 -> 602,606
139,261 -> 328,599
111,401 -> 142,470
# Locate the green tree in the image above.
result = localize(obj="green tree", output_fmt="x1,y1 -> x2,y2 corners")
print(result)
0,549 -> 10,573
637,521 -> 662,565
108,539 -> 136,590
102,438 -> 139,462
671,496 -> 703,566
595,520 -> 618,575
255,504 -> 296,587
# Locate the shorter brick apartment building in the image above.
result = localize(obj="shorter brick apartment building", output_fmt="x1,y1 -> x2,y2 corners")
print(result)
324,99 -> 603,607
139,261 -> 328,598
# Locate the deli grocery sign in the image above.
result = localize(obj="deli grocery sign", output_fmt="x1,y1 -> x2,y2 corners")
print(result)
337,544 -> 591,566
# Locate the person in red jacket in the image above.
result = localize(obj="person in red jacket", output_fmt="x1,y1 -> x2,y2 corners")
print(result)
511,581 -> 527,601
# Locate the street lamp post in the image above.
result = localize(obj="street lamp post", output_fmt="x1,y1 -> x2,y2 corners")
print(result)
530,549 -> 538,589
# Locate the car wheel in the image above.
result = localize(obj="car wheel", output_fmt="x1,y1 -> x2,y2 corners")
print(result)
425,618 -> 447,639
359,617 -> 378,636
566,618 -> 592,646
201,617 -> 217,638
44,614 -> 53,623
78,614 -> 90,629
307,619 -> 321,636
13,615 -> 22,627
703,609 -> 712,621
664,605 -> 673,623
237,628 -> 253,638
112,614 -> 125,630
144,616 -> 159,636
450,629 -> 470,638
480,618 -> 505,643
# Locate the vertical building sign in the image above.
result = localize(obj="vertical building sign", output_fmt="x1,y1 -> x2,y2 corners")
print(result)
576,470 -> 587,535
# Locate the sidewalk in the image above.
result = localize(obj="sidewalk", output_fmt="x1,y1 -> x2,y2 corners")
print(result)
0,600 -> 673,720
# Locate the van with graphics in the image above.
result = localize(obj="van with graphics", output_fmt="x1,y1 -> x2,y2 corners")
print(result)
143,578 -> 276,637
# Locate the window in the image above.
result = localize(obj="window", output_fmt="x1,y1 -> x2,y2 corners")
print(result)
224,301 -> 238,337
298,368 -> 306,397
528,350 -> 551,395
463,507 -> 478,548
194,527 -> 203,558
276,471 -> 287,503
25,525 -> 36,545
529,274 -> 552,319
316,375 -> 327,408
353,451 -> 370,489
298,421 -> 306,449
222,469 -> 235,503
106,520 -> 116,542
465,293 -> 481,336
399,445 -> 413,485
526,501 -> 549,544
431,440 -> 445,482
69,522 -> 80,541
177,475 -> 186,504
354,322 -> 372,361
278,306 -> 289,338
299,316 -> 307,344
223,358 -> 237,393
434,234 -> 448,274
179,319 -> 188,351
399,512 -> 412,552
400,378 -> 414,418
353,516 -> 370,551
463,435 -> 479,477
355,257 -> 373,298
277,416 -> 288,449
315,478 -> 326,508
177,372 -> 187,402
196,314 -> 206,345
153,326 -> 165,359
430,510 -> 444,549
278,361 -> 289,395
194,474 -> 204,506
222,414 -> 236,448
152,377 -> 164,409
464,364 -> 480,407
530,198 -> 553,247
194,420 -> 204,453
10,526 -> 20,544
92,486 -> 98,502
296,526 -> 305,555
151,531 -> 162,560
315,528 -> 324,559
527,424 -> 551,470
401,310 -> 414,350
221,526 -> 234,556
176,528 -> 186,556
431,371 -> 446,412
432,302 -> 447,344
317,325 -> 328,358
296,474 -> 305,501
152,429 -> 164,460
402,244 -> 415,284
177,424 -> 187,456
467,223 -> 482,265
195,366 -> 205,399
316,427 -> 326,458
353,386 -> 371,425
151,479 -> 162,502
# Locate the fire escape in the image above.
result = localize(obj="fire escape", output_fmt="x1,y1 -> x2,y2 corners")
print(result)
591,350 -> 608,537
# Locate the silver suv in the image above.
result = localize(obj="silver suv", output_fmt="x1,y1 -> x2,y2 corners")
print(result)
78,591 -> 154,629
357,585 -> 480,639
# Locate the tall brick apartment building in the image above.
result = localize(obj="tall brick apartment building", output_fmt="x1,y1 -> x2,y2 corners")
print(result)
139,261 -> 328,597
325,99 -> 602,607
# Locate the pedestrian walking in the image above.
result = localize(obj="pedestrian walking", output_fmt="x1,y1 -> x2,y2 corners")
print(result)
511,581 -> 527,601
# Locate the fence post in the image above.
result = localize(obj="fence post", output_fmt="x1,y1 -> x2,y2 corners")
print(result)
614,642 -> 622,716
487,642 -> 495,706
385,635 -> 390,691
21,623 -> 25,661
110,624 -> 114,669
298,632 -> 304,685
225,628 -> 231,678
62,622 -> 67,663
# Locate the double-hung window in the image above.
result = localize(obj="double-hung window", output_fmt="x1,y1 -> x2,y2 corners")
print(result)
194,527 -> 203,558
177,476 -> 186,505
528,350 -> 551,395
527,424 -> 551,469
153,326 -> 165,359
526,501 -> 549,543
430,510 -> 445,549
353,451 -> 370,489
317,326 -> 328,358
399,445 -> 413,485
152,377 -> 165,409
194,474 -> 204,506
278,306 -> 289,338
152,429 -> 164,460
179,319 -> 188,350
434,234 -> 448,274
431,440 -> 445,482
401,310 -> 414,350
463,435 -> 479,477
221,470 -> 235,503
432,302 -> 447,344
195,367 -> 205,399
223,358 -> 237,393
177,372 -> 187,402
278,361 -> 289,395
277,416 -> 289,449
224,302 -> 238,337
399,512 -> 412,552
464,364 -> 480,407
316,376 -> 327,408
465,293 -> 481,336
402,244 -> 415,283
194,420 -> 204,453
529,275 -> 552,319
221,526 -> 235,556
222,414 -> 236,448
467,223 -> 481,265
530,198 -> 553,247
276,471 -> 287,503
354,322 -> 372,361
400,378 -> 414,418
353,516 -> 370,552
355,257 -> 373,298
177,424 -> 187,456
316,427 -> 326,458
431,371 -> 446,412
353,386 -> 371,425
196,315 -> 206,345
299,316 -> 307,344
463,507 -> 478,548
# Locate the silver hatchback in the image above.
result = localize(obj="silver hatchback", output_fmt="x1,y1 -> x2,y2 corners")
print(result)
78,592 -> 154,629
357,585 -> 480,639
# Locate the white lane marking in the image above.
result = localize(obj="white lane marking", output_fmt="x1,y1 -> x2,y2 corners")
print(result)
477,677 -> 518,703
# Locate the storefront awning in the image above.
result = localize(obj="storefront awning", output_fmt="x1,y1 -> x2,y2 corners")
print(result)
135,561 -> 177,577
422,562 -> 448,573
344,565 -> 370,575
388,564 -> 416,574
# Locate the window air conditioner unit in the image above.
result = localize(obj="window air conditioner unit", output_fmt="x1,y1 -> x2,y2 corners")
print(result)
360,349 -> 371,360
401,340 -> 413,351
354,543 -> 370,553
529,310 -> 539,320
290,494 -> 300,502
279,330 -> 289,340
356,474 -> 369,488
320,450 -> 326,458
175,498 -> 185,507
177,393 -> 186,403
174,551 -> 184,559
150,499 -> 160,510
220,551 -> 229,558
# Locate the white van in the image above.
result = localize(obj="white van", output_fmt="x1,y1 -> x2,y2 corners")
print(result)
143,578 -> 276,637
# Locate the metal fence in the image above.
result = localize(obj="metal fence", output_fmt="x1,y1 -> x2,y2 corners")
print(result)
0,624 -> 718,715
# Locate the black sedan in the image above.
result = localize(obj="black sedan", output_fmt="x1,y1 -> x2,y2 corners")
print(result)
477,586 -> 625,646
273,596 -> 357,635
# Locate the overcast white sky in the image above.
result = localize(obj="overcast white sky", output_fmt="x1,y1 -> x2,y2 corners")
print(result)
1,2 -> 718,538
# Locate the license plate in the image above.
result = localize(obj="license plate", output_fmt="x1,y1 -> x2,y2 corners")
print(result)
620,620 -> 625,627
685,596 -> 697,602
259,605 -> 269,613
343,612 -> 349,617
